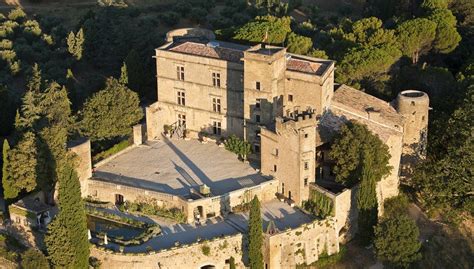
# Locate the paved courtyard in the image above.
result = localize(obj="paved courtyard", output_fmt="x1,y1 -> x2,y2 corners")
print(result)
94,139 -> 269,196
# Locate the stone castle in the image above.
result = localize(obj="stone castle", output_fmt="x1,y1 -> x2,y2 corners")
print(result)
67,28 -> 429,268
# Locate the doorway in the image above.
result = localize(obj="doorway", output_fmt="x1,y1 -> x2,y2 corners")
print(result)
115,194 -> 124,205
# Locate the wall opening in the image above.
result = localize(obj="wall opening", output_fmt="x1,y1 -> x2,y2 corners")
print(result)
115,194 -> 124,205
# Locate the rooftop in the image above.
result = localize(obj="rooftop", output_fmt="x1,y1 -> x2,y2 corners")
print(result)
331,85 -> 404,129
162,40 -> 331,76
93,139 -> 269,197
166,41 -> 248,63
287,57 -> 328,76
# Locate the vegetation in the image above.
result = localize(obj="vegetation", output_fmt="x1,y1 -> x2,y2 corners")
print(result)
224,135 -> 252,160
248,196 -> 263,269
45,164 -> 89,269
374,216 -> 422,268
78,77 -> 143,142
92,139 -> 131,163
20,249 -> 50,269
303,190 -> 334,219
118,200 -> 186,223
201,244 -> 211,256
296,246 -> 347,268
329,121 -> 391,187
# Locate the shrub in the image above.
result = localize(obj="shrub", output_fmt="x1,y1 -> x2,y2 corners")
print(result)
201,244 -> 211,256
92,139 -> 131,163
383,194 -> 409,218
20,249 -> 50,269
303,190 -> 334,218
224,135 -> 252,160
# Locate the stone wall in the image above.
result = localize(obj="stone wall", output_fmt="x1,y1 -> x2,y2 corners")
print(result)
264,218 -> 339,268
91,215 -> 340,269
68,138 -> 92,196
91,234 -> 245,269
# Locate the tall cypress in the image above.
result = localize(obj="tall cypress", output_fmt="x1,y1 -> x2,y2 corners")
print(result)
248,196 -> 263,269
45,162 -> 89,269
1,139 -> 11,198
357,151 -> 378,245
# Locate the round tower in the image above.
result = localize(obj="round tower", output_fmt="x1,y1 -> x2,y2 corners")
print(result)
396,90 -> 429,175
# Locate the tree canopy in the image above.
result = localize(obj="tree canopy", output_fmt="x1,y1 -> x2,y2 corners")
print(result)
329,121 -> 392,186
233,15 -> 291,44
79,77 -> 143,141
397,18 -> 437,64
374,216 -> 422,268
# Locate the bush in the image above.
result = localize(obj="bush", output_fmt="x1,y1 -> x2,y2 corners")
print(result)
92,139 -> 131,163
224,135 -> 252,160
383,194 -> 409,218
374,216 -> 422,268
20,249 -> 50,269
201,244 -> 211,256
303,190 -> 334,218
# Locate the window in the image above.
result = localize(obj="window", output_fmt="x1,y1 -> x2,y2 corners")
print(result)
273,165 -> 277,172
273,148 -> 279,156
255,100 -> 261,109
288,94 -> 293,102
254,144 -> 260,153
255,130 -> 261,140
176,65 -> 185,81
178,113 -> 186,127
304,133 -> 309,138
177,90 -> 186,106
213,121 -> 222,135
255,114 -> 261,123
256,81 -> 261,90
304,178 -> 308,186
212,97 -> 221,113
304,162 -> 309,170
212,72 -> 221,87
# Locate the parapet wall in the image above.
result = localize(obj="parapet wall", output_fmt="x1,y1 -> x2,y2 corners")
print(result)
91,213 -> 340,269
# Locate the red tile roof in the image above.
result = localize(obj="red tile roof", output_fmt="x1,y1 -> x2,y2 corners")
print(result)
286,58 -> 327,75
168,42 -> 244,63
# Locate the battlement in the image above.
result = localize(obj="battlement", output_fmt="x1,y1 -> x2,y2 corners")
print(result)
276,109 -> 317,131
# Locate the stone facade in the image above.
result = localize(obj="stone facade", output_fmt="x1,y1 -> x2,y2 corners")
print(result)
91,217 -> 339,269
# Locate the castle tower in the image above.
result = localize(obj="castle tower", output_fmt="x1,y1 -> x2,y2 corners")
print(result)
396,90 -> 430,177
243,44 -> 287,148
260,110 -> 317,204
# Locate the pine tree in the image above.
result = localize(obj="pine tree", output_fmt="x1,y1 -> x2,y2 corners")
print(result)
66,31 -> 76,58
119,62 -> 128,85
45,162 -> 89,269
27,63 -> 42,92
248,196 -> 263,269
16,90 -> 42,131
67,29 -> 84,60
357,151 -> 379,246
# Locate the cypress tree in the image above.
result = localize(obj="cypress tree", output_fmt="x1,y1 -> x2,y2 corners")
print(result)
45,162 -> 89,269
357,151 -> 378,245
1,139 -> 12,199
248,196 -> 263,269
27,63 -> 42,92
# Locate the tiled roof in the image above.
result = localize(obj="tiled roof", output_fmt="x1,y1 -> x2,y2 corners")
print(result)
168,42 -> 244,63
287,58 -> 327,75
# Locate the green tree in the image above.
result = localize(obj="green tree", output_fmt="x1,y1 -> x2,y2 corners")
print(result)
21,249 -> 50,269
7,7 -> 26,21
233,15 -> 291,44
336,45 -> 401,89
343,17 -> 398,48
79,77 -> 143,141
67,28 -> 84,60
374,216 -> 422,268
248,196 -> 263,269
427,9 -> 462,53
0,85 -> 16,136
357,151 -> 379,245
412,86 -> 473,213
15,90 -> 42,131
2,139 -> 12,199
421,0 -> 448,10
27,63 -> 42,92
3,132 -> 38,199
286,32 -> 313,54
119,62 -> 128,85
329,121 -> 392,186
124,50 -> 146,98
397,18 -> 437,64
45,162 -> 89,269
224,135 -> 252,160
